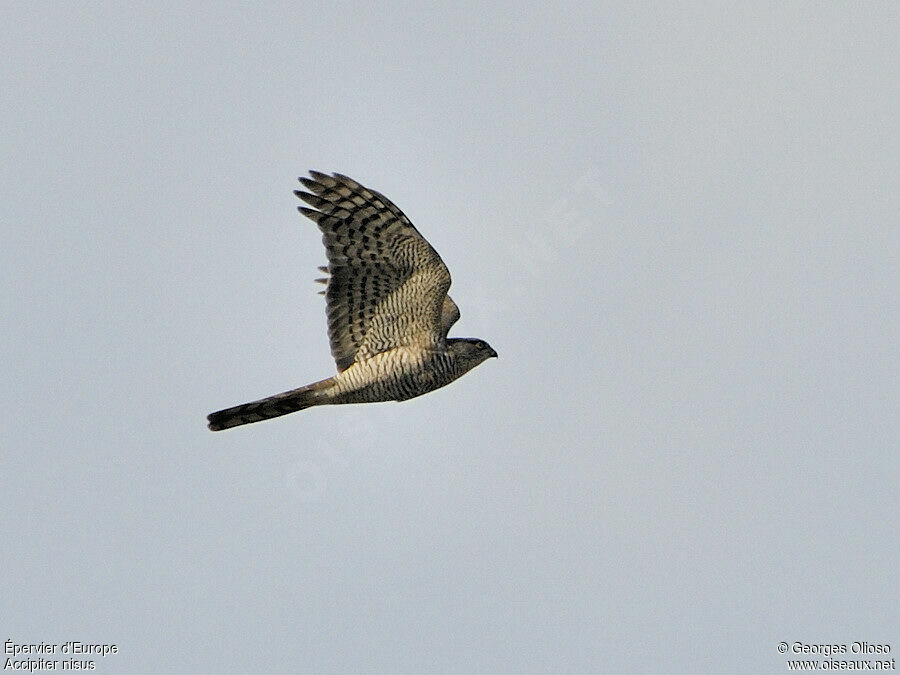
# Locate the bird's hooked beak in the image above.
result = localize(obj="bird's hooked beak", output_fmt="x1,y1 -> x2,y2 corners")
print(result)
489,347 -> 498,359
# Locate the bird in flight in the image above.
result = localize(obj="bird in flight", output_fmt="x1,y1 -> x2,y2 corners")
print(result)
207,171 -> 497,431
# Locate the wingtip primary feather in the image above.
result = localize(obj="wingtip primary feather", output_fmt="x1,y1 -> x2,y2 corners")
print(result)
331,172 -> 361,188
308,170 -> 331,183
296,191 -> 327,209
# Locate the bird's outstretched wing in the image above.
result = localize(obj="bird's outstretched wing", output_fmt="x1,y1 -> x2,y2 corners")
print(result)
296,172 -> 452,372
440,295 -> 460,338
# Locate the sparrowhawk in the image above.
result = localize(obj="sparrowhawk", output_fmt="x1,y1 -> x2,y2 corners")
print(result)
207,171 -> 497,431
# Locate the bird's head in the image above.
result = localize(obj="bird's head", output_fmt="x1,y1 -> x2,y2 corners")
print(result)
447,338 -> 498,372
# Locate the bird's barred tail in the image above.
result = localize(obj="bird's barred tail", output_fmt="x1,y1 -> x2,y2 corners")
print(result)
207,379 -> 333,431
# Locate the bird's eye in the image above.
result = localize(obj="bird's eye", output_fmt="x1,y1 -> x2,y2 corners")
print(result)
476,341 -> 485,349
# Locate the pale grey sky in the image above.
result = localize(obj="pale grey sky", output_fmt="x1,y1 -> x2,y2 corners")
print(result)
2,2 -> 897,673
